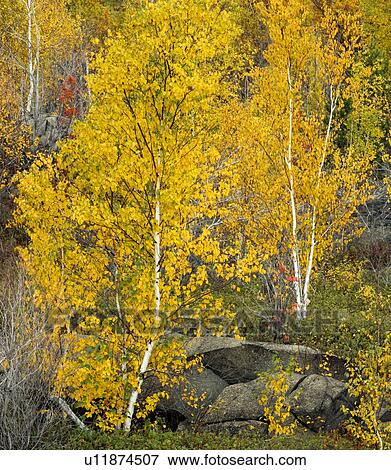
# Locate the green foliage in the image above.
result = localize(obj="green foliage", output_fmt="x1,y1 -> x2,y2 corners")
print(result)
42,426 -> 364,450
290,258 -> 391,356
360,0 -> 391,64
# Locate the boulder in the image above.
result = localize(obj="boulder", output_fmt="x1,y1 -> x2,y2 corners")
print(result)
178,419 -> 268,435
379,405 -> 391,423
203,373 -> 305,424
26,114 -> 71,150
315,353 -> 348,381
142,367 -> 228,421
185,337 -> 243,357
289,374 -> 352,431
185,336 -> 321,383
139,337 -> 353,433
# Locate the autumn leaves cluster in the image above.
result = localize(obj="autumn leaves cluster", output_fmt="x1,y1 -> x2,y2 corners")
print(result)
1,0 -> 390,430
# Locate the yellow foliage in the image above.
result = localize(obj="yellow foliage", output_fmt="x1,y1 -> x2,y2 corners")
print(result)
222,0 -> 372,316
0,0 -> 80,115
342,333 -> 391,449
0,110 -> 32,190
55,329 -> 190,430
259,358 -> 298,436
11,0 -> 385,431
15,0 -> 244,429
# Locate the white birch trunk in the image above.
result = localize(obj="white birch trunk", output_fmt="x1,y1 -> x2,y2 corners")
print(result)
51,396 -> 88,431
302,210 -> 316,316
24,0 -> 39,121
123,156 -> 161,431
302,86 -> 337,316
33,0 -> 40,119
26,0 -> 34,117
286,62 -> 303,320
114,265 -> 129,430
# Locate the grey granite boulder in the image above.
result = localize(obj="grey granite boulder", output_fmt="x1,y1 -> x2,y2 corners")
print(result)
141,367 -> 228,421
185,336 -> 321,383
139,337 -> 353,434
289,374 -> 352,430
202,373 -> 305,424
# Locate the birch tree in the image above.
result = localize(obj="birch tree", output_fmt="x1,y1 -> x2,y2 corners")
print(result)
227,0 -> 373,319
15,0 -> 242,431
0,0 -> 79,122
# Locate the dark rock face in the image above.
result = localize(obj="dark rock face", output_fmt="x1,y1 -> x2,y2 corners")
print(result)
142,367 -> 227,421
203,373 -> 305,424
378,396 -> 391,423
289,374 -> 352,431
185,336 -> 323,383
316,354 -> 348,382
27,114 -> 71,150
141,337 -> 388,435
379,407 -> 391,423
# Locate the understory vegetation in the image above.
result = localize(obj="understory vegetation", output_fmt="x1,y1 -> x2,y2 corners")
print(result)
43,426 -> 367,450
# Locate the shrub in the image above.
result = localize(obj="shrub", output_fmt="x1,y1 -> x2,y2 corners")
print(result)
258,357 -> 298,436
0,266 -> 63,449
342,333 -> 391,449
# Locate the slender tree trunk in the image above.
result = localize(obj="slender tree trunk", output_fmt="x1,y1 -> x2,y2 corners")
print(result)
26,0 -> 34,117
33,0 -> 40,120
51,396 -> 88,431
85,54 -> 91,106
286,61 -> 303,320
302,86 -> 337,315
24,0 -> 40,124
302,210 -> 316,316
123,155 -> 161,431
113,264 -> 129,430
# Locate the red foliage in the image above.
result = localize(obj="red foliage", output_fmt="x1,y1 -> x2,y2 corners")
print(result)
66,75 -> 77,86
59,75 -> 79,118
64,107 -> 78,118
59,87 -> 74,103
282,334 -> 290,344
278,262 -> 287,273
